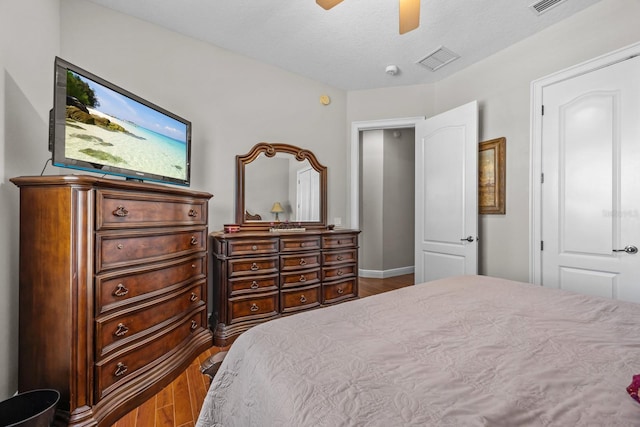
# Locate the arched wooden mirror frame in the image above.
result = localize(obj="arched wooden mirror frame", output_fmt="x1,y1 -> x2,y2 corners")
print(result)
236,142 -> 328,230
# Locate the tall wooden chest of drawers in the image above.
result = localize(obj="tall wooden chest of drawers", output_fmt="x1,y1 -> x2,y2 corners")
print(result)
11,176 -> 213,427
210,229 -> 360,346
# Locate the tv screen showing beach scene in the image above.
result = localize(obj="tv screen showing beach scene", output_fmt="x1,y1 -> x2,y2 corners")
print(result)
52,57 -> 191,186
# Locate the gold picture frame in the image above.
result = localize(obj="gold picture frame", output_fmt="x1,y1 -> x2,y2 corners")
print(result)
479,137 -> 506,214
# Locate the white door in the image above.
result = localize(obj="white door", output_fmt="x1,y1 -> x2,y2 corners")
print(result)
541,55 -> 640,302
296,167 -> 319,221
415,101 -> 478,283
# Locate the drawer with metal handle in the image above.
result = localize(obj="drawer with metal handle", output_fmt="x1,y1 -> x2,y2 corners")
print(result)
280,268 -> 321,289
229,274 -> 279,296
96,227 -> 207,272
281,284 -> 321,313
322,233 -> 358,249
96,255 -> 205,314
96,189 -> 208,230
228,291 -> 279,324
280,251 -> 321,271
322,264 -> 357,282
226,238 -> 279,256
227,256 -> 279,277
322,249 -> 357,266
280,235 -> 321,252
323,278 -> 357,304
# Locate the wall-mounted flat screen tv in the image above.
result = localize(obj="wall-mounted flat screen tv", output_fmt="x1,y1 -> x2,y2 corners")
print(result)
50,57 -> 191,186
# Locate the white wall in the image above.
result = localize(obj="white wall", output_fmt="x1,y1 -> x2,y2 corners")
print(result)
0,0 -> 61,400
347,0 -> 640,282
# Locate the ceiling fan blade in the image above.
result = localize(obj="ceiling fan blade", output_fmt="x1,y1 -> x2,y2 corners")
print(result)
316,0 -> 344,10
399,0 -> 420,34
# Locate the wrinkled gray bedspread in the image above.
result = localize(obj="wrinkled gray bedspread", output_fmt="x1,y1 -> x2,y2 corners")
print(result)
197,275 -> 640,426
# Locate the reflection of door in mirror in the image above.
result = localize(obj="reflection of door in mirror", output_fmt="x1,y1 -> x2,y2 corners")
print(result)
296,166 -> 320,221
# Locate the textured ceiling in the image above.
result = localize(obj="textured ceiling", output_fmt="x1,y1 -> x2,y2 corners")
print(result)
84,0 -> 603,90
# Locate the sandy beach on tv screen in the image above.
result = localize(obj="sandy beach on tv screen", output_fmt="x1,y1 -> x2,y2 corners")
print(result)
64,109 -> 186,180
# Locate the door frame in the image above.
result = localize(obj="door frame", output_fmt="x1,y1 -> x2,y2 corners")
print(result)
529,41 -> 640,284
349,117 -> 425,229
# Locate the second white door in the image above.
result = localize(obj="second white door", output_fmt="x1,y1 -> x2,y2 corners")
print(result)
415,101 -> 478,283
541,55 -> 640,302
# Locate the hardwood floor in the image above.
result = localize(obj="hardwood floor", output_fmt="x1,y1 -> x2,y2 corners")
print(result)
110,346 -> 228,427
358,273 -> 414,297
111,274 -> 413,427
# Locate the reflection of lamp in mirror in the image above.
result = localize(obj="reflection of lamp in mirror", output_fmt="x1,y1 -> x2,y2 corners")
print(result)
271,202 -> 285,221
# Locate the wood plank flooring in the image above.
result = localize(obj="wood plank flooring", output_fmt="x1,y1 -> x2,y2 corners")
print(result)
111,274 -> 413,427
110,346 -> 228,427
358,273 -> 415,297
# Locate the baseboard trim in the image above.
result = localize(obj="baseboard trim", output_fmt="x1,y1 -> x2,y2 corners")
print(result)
359,266 -> 414,279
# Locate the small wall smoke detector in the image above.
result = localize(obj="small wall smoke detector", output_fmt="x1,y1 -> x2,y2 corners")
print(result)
385,65 -> 399,75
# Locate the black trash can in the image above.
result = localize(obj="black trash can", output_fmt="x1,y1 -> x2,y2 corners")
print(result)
0,389 -> 60,427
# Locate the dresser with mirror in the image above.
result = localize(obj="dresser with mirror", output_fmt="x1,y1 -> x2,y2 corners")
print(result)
210,143 -> 360,346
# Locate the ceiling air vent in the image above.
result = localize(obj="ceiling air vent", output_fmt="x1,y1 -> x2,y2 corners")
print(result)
529,0 -> 568,15
417,46 -> 460,72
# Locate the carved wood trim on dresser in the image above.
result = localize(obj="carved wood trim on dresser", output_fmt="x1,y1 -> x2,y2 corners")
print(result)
10,175 -> 213,427
210,229 -> 360,346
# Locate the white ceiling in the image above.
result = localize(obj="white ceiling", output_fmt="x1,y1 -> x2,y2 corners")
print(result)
85,0 -> 603,91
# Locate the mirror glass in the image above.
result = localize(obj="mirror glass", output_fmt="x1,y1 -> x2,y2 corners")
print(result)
236,143 -> 327,229
244,153 -> 320,223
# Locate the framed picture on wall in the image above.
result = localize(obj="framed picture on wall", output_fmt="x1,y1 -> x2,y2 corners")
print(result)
479,137 -> 506,214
